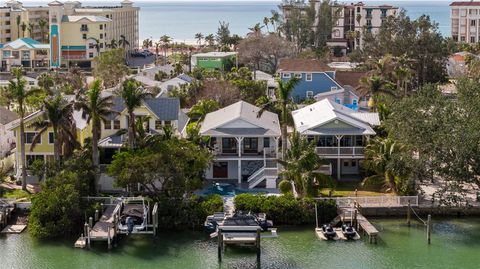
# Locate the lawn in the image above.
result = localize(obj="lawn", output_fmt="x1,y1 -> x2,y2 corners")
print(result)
0,187 -> 32,200
319,181 -> 391,197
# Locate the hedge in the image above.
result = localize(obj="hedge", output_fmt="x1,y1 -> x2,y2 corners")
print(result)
234,194 -> 337,225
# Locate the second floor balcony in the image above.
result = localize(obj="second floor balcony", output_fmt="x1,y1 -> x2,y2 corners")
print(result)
210,136 -> 279,159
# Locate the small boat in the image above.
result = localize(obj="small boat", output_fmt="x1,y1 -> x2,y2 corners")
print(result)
204,212 -> 226,232
118,198 -> 148,235
321,224 -> 337,240
341,224 -> 357,240
231,211 -> 273,232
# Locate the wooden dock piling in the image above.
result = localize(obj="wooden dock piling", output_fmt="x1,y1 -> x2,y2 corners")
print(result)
217,229 -> 223,262
427,214 -> 431,244
407,201 -> 411,227
256,229 -> 261,263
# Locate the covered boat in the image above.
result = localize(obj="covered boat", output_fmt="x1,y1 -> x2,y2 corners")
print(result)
341,224 -> 357,240
118,199 -> 148,235
321,224 -> 337,240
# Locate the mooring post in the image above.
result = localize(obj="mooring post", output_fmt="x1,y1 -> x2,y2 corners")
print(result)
217,229 -> 222,262
256,228 -> 261,263
314,202 -> 318,228
84,223 -> 90,249
427,214 -> 432,244
407,201 -> 411,227
100,203 -> 104,215
107,228 -> 111,250
89,216 -> 93,228
94,209 -> 99,222
353,209 -> 358,229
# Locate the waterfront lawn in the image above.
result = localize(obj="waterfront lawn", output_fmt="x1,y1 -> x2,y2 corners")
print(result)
319,181 -> 390,197
0,187 -> 32,200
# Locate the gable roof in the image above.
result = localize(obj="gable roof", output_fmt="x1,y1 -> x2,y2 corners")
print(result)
450,2 -> 480,6
1,38 -> 49,50
277,59 -> 332,73
0,107 -> 19,125
335,71 -> 367,89
292,99 -> 379,136
143,98 -> 180,121
62,15 -> 110,23
200,101 -> 281,137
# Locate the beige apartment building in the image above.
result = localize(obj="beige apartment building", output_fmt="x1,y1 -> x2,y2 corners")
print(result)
280,1 -> 398,54
450,1 -> 480,44
0,1 -> 49,44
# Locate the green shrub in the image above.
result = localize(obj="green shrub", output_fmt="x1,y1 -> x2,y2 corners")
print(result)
155,194 -> 223,229
278,180 -> 292,194
234,194 -> 337,225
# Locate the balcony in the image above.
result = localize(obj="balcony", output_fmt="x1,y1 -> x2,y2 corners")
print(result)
63,54 -> 87,60
212,146 -> 278,159
316,147 -> 364,156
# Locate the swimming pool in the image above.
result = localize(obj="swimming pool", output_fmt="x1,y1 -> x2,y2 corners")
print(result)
197,183 -> 274,196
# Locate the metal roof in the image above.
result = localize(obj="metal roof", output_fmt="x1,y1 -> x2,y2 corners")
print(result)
200,101 -> 281,137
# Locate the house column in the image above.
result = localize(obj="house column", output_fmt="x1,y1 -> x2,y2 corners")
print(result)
274,137 -> 279,158
337,158 -> 341,180
335,135 -> 343,155
237,159 -> 242,184
236,137 -> 243,157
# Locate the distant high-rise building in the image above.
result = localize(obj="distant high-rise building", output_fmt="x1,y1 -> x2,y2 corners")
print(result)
280,1 -> 398,54
450,1 -> 480,44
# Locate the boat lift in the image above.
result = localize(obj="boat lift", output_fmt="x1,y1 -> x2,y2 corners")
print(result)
75,196 -> 159,249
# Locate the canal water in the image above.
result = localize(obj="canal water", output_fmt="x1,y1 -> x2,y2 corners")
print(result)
1,218 -> 479,269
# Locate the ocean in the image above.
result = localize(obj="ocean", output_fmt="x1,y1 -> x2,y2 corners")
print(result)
137,0 -> 452,43
20,1 -> 452,43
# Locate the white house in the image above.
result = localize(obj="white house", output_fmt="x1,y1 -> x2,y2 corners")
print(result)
0,107 -> 19,158
292,99 -> 380,180
200,101 -> 281,189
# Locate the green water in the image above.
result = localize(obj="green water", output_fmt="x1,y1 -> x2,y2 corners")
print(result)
1,218 -> 479,269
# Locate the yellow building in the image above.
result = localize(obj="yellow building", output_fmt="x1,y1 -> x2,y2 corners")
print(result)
0,37 -> 50,71
8,95 -> 188,181
49,0 -> 139,68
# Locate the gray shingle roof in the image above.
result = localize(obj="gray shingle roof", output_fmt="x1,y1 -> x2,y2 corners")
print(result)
0,107 -> 19,125
144,98 -> 180,121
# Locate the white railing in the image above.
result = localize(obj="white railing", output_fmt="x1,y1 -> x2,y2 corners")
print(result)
248,167 -> 278,189
314,196 -> 419,208
316,147 -> 364,156
316,164 -> 332,175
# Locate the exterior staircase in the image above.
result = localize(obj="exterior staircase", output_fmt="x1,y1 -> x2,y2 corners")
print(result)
247,162 -> 278,189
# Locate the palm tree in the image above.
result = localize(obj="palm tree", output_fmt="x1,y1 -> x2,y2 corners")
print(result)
270,10 -> 280,33
154,41 -> 161,60
188,99 -> 220,122
30,94 -> 76,162
108,39 -> 118,49
90,38 -> 101,55
205,34 -> 215,47
195,33 -> 204,47
16,16 -> 21,39
279,131 -> 332,197
263,17 -> 270,32
357,75 -> 395,111
7,67 -> 43,190
143,38 -> 152,50
248,23 -> 263,36
119,34 -> 130,50
345,30 -> 358,52
20,22 -> 27,38
116,79 -> 152,148
27,22 -> 35,38
160,35 -> 171,65
258,77 -> 299,158
363,137 -> 403,194
75,79 -> 115,172
38,19 -> 48,43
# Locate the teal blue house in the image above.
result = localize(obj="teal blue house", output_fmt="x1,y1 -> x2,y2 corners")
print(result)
277,59 -> 343,102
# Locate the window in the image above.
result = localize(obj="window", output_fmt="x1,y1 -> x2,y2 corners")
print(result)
100,43 -> 103,48
295,73 -> 302,79
113,120 -> 120,129
99,24 -> 103,30
25,132 -> 40,144
340,136 -> 353,147
461,36 -> 466,42
343,161 -> 349,167
355,136 -> 364,146
471,20 -> 476,26
26,155 -> 44,166
366,19 -> 372,26
306,91 -> 314,99
471,36 -> 476,43
306,73 -> 312,81
12,51 -> 19,59
100,33 -> 103,39
282,73 -> 291,79
21,50 -> 30,59
48,132 -> 54,144
104,120 -> 111,129
164,120 -> 171,126
351,160 -> 357,167
3,50 -> 11,58
263,137 -> 270,148
82,34 -> 87,39
89,52 -> 94,58
243,138 -> 258,153
316,136 -> 338,147
89,43 -> 94,49
222,138 -> 237,154
331,86 -> 338,91
155,120 -> 162,129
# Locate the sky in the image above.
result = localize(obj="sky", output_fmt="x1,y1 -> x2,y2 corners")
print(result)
8,0 -> 457,2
